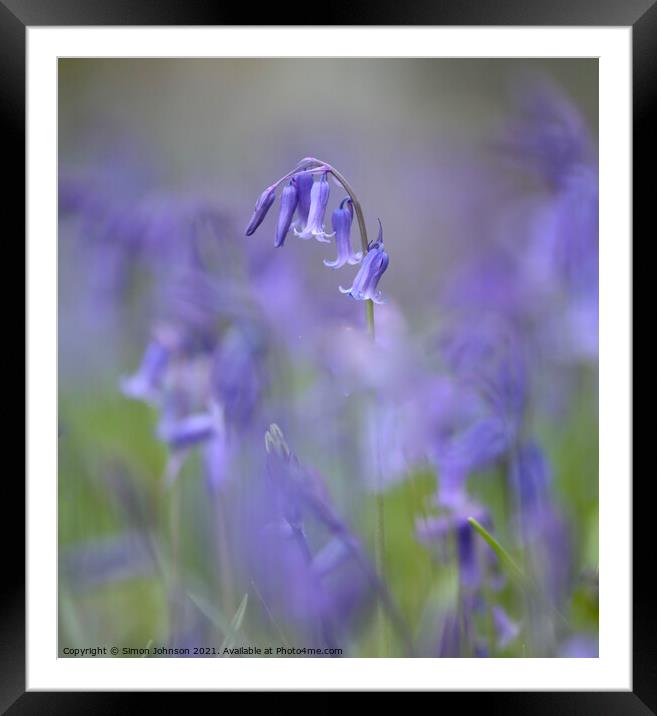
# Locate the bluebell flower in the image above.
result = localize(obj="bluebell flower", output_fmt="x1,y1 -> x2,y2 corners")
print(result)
211,323 -> 266,429
291,171 -> 313,233
245,185 -> 276,236
275,180 -> 299,247
323,198 -> 362,269
493,606 -> 520,650
157,412 -> 217,450
339,221 -> 388,303
416,502 -> 491,591
509,441 -> 551,521
503,78 -> 594,190
294,173 -> 334,242
509,442 -> 572,608
119,339 -> 169,402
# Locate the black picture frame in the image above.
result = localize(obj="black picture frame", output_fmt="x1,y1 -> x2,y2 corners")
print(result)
7,0 -> 646,710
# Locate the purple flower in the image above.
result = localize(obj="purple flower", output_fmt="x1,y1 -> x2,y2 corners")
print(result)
509,441 -> 551,520
493,606 -> 520,649
503,77 -> 594,190
417,502 -> 491,591
211,323 -> 266,429
339,222 -> 388,303
291,171 -> 313,233
294,173 -> 334,242
157,412 -> 217,450
439,317 -> 527,436
510,442 -> 572,605
119,339 -> 169,402
323,198 -> 362,269
275,180 -> 299,248
245,185 -> 276,236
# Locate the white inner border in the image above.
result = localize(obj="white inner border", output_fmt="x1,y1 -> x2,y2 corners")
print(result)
27,27 -> 632,691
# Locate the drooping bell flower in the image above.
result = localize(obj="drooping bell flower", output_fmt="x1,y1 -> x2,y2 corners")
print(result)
119,339 -> 169,403
339,221 -> 388,303
244,185 -> 276,236
323,198 -> 362,269
292,171 -> 313,233
294,172 -> 334,242
157,412 -> 217,450
274,180 -> 299,248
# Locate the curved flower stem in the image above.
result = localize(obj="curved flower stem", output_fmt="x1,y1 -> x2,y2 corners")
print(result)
294,158 -> 376,336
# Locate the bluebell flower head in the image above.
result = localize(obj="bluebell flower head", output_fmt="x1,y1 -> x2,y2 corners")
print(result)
245,185 -> 276,236
157,411 -> 218,450
339,221 -> 388,303
294,172 -> 334,242
119,339 -> 169,403
275,180 -> 299,248
291,171 -> 313,233
324,198 -> 362,269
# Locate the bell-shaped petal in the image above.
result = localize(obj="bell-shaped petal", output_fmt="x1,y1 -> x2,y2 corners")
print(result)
294,173 -> 334,242
245,185 -> 276,236
323,198 -> 362,269
339,221 -> 388,302
292,171 -> 313,232
274,180 -> 299,247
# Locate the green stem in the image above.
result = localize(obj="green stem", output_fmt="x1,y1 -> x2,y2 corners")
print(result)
374,491 -> 388,656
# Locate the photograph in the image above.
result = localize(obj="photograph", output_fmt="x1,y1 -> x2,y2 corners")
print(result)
57,57 -> 599,659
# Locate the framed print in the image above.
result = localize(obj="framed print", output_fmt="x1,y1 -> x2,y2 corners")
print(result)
7,0 -> 647,708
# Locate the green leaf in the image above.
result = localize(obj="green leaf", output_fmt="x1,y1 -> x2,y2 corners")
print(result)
219,593 -> 249,652
467,517 -> 526,584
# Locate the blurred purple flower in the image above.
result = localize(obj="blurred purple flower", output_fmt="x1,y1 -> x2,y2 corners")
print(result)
417,502 -> 491,591
510,442 -> 572,605
120,339 -> 169,403
211,322 -> 267,430
157,411 -> 218,450
493,605 -> 520,649
502,77 -> 594,190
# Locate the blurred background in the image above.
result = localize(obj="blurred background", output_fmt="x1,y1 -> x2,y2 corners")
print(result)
58,59 -> 598,658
